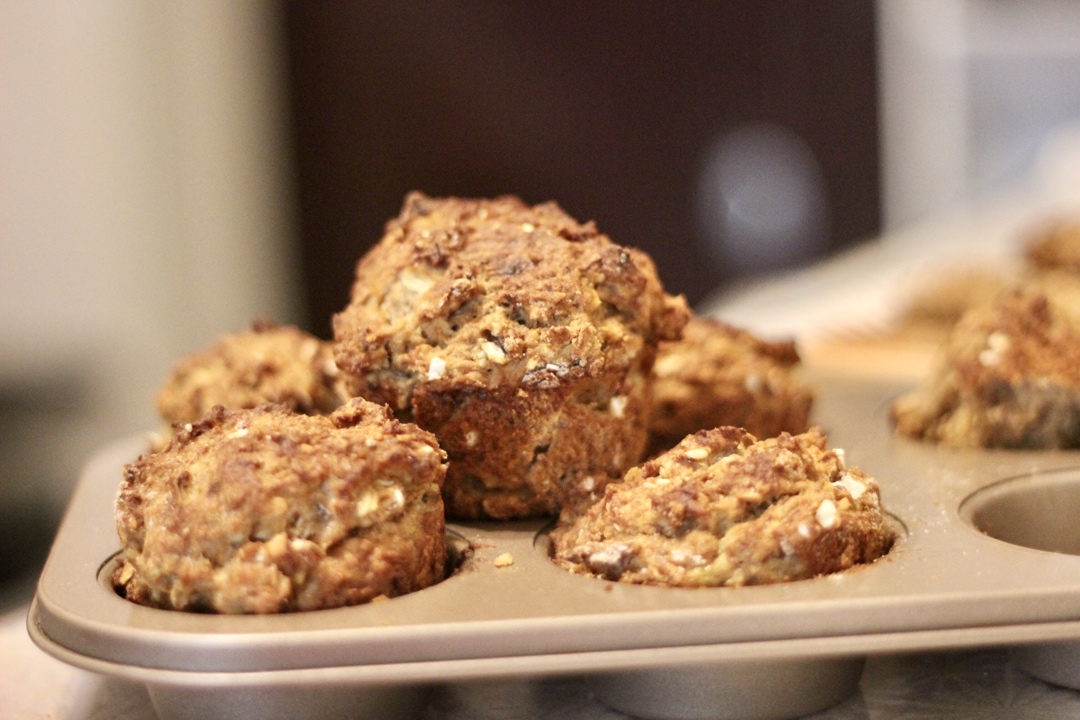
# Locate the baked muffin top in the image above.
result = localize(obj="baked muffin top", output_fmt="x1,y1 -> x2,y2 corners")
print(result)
1026,218 -> 1080,273
653,316 -> 801,381
647,315 -> 813,453
115,400 -> 447,613
552,426 -> 891,587
333,192 -> 688,411
890,289 -> 1080,448
931,289 -> 1080,389
156,321 -> 344,425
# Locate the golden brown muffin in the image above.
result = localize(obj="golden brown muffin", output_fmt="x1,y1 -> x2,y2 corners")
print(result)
114,400 -> 447,613
156,321 -> 345,425
646,315 -> 813,456
899,265 -> 1010,332
333,192 -> 689,519
1024,268 -> 1080,322
552,427 -> 891,587
891,289 -> 1080,448
1025,218 -> 1080,273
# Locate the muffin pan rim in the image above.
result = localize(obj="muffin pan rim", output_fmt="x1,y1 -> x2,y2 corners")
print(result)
30,376 -> 1080,676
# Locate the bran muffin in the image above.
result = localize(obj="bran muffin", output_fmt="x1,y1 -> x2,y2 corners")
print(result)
156,321 -> 345,426
333,192 -> 689,519
1025,218 -> 1080,273
890,289 -> 1080,448
114,400 -> 447,613
898,265 -> 1010,333
1023,269 -> 1080,322
647,315 -> 813,456
552,427 -> 891,587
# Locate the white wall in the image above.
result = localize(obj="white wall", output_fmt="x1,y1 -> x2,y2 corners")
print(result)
878,0 -> 1080,229
0,1 -> 300,512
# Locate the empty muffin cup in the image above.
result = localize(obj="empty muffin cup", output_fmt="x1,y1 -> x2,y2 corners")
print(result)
960,467 -> 1080,689
960,467 -> 1080,556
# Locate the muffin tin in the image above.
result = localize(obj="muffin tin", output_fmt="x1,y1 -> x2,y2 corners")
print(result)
28,372 -> 1080,720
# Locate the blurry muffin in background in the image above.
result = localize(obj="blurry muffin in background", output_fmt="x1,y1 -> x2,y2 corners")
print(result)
1025,217 -> 1080,274
156,321 -> 345,426
333,192 -> 688,519
114,400 -> 448,614
646,315 -> 813,457
1019,216 -> 1080,321
904,216 -> 1080,328
1023,269 -> 1080,322
898,265 -> 1011,335
891,289 -> 1080,448
552,426 -> 892,587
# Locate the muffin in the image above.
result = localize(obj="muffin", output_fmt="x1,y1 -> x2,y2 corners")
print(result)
1023,269 -> 1080,321
898,265 -> 1010,333
156,320 -> 345,425
1025,218 -> 1080,273
333,192 -> 689,519
890,289 -> 1080,448
646,315 -> 813,456
114,400 -> 447,613
552,427 -> 891,587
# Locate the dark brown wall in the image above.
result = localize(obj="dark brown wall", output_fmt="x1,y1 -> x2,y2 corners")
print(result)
282,3 -> 880,337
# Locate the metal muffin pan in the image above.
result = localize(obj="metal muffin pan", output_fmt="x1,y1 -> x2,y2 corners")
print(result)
28,373 -> 1080,720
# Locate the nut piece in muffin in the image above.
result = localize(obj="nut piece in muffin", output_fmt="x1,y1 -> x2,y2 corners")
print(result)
156,320 -> 345,426
552,427 -> 892,587
333,192 -> 689,519
114,400 -> 447,613
647,315 -> 813,456
890,289 -> 1080,448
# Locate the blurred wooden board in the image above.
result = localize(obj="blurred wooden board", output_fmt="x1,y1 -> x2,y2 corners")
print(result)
799,324 -> 945,384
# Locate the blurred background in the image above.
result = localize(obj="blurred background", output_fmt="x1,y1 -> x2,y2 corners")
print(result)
4,0 -> 1080,604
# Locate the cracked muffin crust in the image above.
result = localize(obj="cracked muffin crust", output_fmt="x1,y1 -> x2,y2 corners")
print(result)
114,400 -> 447,613
647,315 -> 813,456
891,289 -> 1080,448
551,427 -> 891,587
156,321 -> 345,426
333,192 -> 689,519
